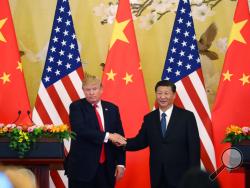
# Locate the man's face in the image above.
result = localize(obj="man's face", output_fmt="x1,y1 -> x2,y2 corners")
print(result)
156,86 -> 176,111
83,82 -> 103,104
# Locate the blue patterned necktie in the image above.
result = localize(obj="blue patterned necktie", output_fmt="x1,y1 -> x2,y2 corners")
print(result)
161,113 -> 167,137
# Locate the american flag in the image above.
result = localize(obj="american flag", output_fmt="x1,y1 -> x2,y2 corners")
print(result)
162,0 -> 216,172
32,0 -> 84,187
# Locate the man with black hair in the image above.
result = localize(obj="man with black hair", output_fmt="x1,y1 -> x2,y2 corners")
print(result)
123,80 -> 200,188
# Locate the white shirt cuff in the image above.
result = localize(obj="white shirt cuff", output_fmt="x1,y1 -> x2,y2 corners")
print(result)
104,132 -> 109,143
116,165 -> 125,169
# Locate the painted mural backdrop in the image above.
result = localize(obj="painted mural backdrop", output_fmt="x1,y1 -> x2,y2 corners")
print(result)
9,0 -> 236,109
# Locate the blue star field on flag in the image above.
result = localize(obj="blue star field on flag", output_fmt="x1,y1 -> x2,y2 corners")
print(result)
42,0 -> 82,88
162,0 -> 201,83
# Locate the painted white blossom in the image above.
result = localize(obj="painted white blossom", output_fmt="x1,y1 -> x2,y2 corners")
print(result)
130,0 -> 144,4
105,3 -> 118,24
168,1 -> 178,12
190,0 -> 203,5
139,12 -> 158,30
93,2 -> 118,24
191,4 -> 214,22
216,37 -> 228,53
150,0 -> 177,14
93,0 -> 219,29
93,3 -> 107,17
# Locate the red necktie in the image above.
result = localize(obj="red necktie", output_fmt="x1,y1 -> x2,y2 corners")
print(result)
93,104 -> 106,163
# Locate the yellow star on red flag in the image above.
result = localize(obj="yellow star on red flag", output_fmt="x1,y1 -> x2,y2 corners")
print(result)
223,70 -> 233,81
0,18 -> 7,43
0,72 -> 10,84
123,72 -> 133,85
16,61 -> 23,72
228,19 -> 247,47
212,1 -> 250,188
239,73 -> 250,85
0,0 -> 31,124
109,19 -> 130,49
106,69 -> 117,81
101,0 -> 150,187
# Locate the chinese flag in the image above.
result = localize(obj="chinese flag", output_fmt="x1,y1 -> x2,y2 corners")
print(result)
101,0 -> 150,187
0,0 -> 31,124
212,0 -> 250,187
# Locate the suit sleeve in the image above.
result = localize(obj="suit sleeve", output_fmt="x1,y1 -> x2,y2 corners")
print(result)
125,117 -> 148,151
69,102 -> 105,145
187,112 -> 200,168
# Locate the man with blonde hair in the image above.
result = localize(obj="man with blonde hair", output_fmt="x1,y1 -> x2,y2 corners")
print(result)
65,74 -> 126,188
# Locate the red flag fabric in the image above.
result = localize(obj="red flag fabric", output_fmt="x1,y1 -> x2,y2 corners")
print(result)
212,0 -> 250,187
0,0 -> 31,124
101,0 -> 150,187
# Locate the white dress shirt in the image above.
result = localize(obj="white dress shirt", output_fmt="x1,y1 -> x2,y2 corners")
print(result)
94,101 -> 109,143
159,105 -> 174,130
94,101 -> 125,169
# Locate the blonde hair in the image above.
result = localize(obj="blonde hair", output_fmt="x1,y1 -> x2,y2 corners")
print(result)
2,166 -> 37,188
82,73 -> 102,88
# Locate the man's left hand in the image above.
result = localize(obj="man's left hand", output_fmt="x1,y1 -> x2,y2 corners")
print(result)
114,166 -> 125,181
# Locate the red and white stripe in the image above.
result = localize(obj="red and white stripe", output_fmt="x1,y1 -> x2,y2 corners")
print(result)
174,69 -> 216,172
33,67 -> 84,188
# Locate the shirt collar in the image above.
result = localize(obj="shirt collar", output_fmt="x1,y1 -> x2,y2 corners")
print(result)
92,100 -> 102,109
96,100 -> 101,108
159,105 -> 174,118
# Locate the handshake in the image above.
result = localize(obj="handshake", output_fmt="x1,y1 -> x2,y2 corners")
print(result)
109,133 -> 127,146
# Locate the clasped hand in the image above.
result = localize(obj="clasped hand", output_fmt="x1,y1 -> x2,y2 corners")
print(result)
109,133 -> 127,146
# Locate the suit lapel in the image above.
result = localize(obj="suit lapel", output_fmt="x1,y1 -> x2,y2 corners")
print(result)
81,99 -> 100,130
153,109 -> 163,138
101,101 -> 110,131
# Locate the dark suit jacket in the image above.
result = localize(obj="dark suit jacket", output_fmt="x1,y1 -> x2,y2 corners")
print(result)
64,98 -> 125,184
126,106 -> 200,188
